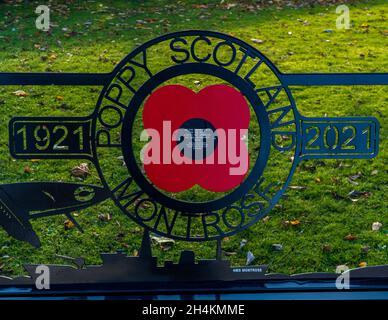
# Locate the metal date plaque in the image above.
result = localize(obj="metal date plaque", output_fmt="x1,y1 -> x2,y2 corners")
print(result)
0,30 -> 384,247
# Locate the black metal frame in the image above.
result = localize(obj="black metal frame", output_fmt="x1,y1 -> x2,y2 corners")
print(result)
0,30 -> 385,288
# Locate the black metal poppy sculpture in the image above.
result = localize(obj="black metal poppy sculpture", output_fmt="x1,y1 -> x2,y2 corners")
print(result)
0,30 -> 384,249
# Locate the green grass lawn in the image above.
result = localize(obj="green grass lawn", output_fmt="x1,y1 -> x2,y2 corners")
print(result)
0,0 -> 386,276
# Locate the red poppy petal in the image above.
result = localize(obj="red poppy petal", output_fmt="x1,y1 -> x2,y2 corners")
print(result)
196,84 -> 250,130
143,85 -> 196,132
144,162 -> 195,193
198,131 -> 249,192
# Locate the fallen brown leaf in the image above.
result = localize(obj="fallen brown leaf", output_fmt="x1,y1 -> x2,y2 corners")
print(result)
322,244 -> 332,253
192,4 -> 208,9
344,234 -> 357,241
262,216 -> 270,223
24,166 -> 32,174
372,222 -> 382,231
71,163 -> 90,178
13,90 -> 28,97
289,185 -> 306,190
98,213 -> 111,222
64,219 -> 75,230
281,220 -> 290,227
251,38 -> 265,44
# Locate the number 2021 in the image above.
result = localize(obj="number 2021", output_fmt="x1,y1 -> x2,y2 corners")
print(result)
304,125 -> 369,151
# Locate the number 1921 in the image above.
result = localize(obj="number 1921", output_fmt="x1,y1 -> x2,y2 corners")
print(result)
10,119 -> 91,158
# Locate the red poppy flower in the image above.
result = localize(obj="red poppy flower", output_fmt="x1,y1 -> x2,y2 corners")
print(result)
142,84 -> 250,193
